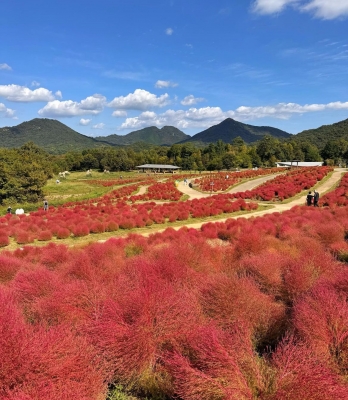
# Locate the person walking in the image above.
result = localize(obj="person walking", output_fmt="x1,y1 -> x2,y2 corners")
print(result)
306,191 -> 313,206
313,190 -> 319,207
43,199 -> 48,211
7,206 -> 12,214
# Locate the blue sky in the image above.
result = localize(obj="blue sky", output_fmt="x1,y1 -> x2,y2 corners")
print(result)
1,0 -> 348,137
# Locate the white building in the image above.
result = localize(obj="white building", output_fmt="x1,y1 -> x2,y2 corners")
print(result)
276,161 -> 324,168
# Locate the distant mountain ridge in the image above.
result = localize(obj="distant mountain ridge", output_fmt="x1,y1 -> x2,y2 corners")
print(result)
96,125 -> 189,146
179,118 -> 291,145
1,117 -> 348,154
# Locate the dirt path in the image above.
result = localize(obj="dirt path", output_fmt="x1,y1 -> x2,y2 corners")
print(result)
136,185 -> 148,195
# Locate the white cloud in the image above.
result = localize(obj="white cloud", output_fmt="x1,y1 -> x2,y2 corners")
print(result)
0,103 -> 16,118
155,80 -> 178,88
120,107 -> 228,130
112,110 -> 127,117
234,101 -> 348,119
0,63 -> 12,71
165,28 -> 174,35
79,118 -> 91,126
0,84 -> 56,102
252,0 -> 348,19
31,81 -> 40,87
181,95 -> 205,106
103,70 -> 147,81
55,90 -> 63,99
108,89 -> 170,110
38,94 -> 106,117
252,0 -> 298,14
93,123 -> 105,129
301,0 -> 348,19
119,100 -> 348,131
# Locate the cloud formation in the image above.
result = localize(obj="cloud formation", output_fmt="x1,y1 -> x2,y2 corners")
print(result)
38,94 -> 106,117
108,89 -> 170,110
252,0 -> 348,19
79,118 -> 91,126
0,63 -> 12,71
31,81 -> 40,87
155,80 -> 178,88
112,110 -> 127,117
165,28 -> 174,35
93,122 -> 105,129
181,95 -> 205,106
119,100 -> 348,130
0,103 -> 15,118
301,0 -> 348,19
0,85 -> 56,102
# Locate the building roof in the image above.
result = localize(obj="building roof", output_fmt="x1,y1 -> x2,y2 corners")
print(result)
276,161 -> 323,167
136,164 -> 181,169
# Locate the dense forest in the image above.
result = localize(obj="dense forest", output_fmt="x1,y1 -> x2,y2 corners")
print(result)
1,135 -> 347,205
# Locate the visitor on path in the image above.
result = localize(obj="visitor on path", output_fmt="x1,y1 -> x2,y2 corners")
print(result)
313,190 -> 319,207
43,199 -> 48,211
306,191 -> 313,206
7,206 -> 12,214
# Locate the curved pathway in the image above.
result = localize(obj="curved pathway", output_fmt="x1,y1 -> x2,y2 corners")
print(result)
142,168 -> 345,235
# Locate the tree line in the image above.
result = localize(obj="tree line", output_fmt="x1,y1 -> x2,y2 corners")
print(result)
57,135 -> 344,173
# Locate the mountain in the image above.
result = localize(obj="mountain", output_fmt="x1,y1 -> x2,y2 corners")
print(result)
295,118 -> 348,149
96,126 -> 189,146
179,118 -> 291,146
0,118 -> 114,154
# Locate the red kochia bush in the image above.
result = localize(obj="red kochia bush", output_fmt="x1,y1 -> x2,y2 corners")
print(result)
37,230 -> 53,241
165,324 -> 264,400
268,335 -> 348,400
56,227 -> 71,239
293,283 -> 348,372
0,234 -> 9,247
0,289 -> 29,394
87,271 -> 202,397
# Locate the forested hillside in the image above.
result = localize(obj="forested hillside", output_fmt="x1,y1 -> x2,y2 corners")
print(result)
96,125 -> 189,146
180,118 -> 291,146
0,118 -> 113,154
296,118 -> 348,149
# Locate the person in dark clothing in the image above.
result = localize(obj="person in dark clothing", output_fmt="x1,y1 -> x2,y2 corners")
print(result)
43,200 -> 48,211
313,190 -> 319,207
7,206 -> 12,214
306,191 -> 313,206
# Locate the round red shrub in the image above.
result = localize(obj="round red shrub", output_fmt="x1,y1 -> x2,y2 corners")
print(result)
56,228 -> 71,239
37,230 -> 53,241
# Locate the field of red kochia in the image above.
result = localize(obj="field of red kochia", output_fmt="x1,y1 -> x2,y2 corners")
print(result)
193,167 -> 281,192
0,193 -> 257,246
2,198 -> 348,399
228,166 -> 333,201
